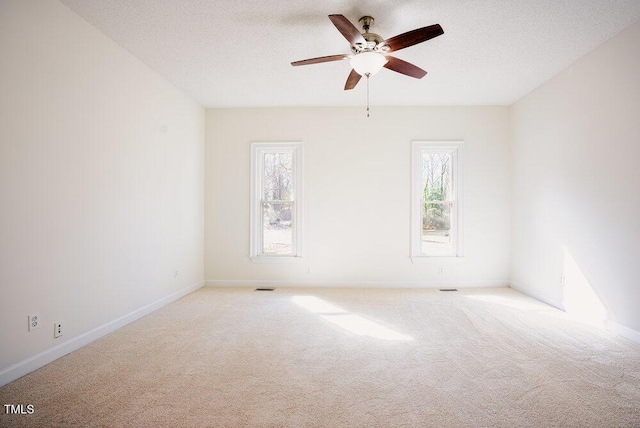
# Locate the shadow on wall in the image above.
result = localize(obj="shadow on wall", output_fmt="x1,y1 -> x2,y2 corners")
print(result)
562,246 -> 607,328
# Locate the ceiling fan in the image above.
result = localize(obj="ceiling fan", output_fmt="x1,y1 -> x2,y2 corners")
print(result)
291,14 -> 444,90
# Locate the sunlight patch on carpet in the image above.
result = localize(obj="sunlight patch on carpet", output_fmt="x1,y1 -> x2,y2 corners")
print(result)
292,295 -> 413,341
291,296 -> 345,314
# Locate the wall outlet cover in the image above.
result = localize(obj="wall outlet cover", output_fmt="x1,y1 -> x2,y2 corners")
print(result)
28,313 -> 41,331
54,323 -> 63,338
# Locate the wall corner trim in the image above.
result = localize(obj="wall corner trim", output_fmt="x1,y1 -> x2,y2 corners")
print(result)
0,281 -> 204,387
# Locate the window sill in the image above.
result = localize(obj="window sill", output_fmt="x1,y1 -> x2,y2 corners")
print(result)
411,256 -> 465,264
250,256 -> 303,264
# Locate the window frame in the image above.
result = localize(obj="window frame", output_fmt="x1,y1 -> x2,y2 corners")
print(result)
250,142 -> 303,263
411,141 -> 464,262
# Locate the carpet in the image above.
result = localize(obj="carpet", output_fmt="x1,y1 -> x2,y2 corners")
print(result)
1,287 -> 639,427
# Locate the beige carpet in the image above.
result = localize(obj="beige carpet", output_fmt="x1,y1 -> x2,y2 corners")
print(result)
1,287 -> 639,427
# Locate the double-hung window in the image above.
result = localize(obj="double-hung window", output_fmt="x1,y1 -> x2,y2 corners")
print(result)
411,141 -> 464,260
250,142 -> 303,262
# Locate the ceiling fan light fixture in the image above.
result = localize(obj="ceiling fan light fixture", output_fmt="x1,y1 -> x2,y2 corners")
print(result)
350,52 -> 388,76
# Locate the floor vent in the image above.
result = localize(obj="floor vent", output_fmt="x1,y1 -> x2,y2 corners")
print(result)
255,288 -> 275,291
439,288 -> 458,292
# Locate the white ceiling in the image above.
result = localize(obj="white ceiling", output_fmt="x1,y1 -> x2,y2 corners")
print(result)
60,0 -> 640,108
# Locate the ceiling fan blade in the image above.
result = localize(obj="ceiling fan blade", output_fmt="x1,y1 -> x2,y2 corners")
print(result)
291,54 -> 349,66
344,69 -> 362,90
380,24 -> 444,53
329,14 -> 366,45
384,56 -> 427,79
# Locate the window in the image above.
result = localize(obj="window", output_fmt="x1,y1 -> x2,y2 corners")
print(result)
250,142 -> 303,262
411,141 -> 463,260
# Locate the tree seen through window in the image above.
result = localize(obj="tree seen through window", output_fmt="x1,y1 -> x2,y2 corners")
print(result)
422,153 -> 452,253
262,153 -> 293,254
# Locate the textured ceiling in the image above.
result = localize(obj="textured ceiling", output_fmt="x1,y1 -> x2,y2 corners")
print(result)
59,0 -> 640,108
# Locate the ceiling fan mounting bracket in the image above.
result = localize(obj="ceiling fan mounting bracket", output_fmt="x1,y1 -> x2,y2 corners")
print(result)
359,16 -> 374,32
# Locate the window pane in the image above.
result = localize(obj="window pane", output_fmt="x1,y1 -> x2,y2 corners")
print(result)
263,153 -> 293,201
262,202 -> 293,255
422,153 -> 452,202
422,202 -> 452,255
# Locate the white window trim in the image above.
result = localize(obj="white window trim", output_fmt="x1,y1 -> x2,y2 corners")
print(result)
250,142 -> 303,263
411,141 -> 464,263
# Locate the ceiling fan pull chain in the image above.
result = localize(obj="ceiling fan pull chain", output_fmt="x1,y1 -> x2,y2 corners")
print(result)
366,73 -> 370,118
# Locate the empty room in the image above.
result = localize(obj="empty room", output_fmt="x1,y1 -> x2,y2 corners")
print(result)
1,0 -> 639,426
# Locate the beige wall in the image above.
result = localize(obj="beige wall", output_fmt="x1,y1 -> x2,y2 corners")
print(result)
0,0 -> 204,372
510,20 -> 640,331
205,107 -> 511,286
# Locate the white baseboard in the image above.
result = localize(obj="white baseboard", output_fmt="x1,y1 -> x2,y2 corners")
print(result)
605,320 -> 640,345
205,279 -> 510,289
509,281 -> 564,310
0,281 -> 204,387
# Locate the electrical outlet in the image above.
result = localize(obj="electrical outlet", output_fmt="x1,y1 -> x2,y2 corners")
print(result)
28,313 -> 41,331
54,323 -> 63,338
560,275 -> 566,286
174,270 -> 179,279
438,266 -> 445,275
